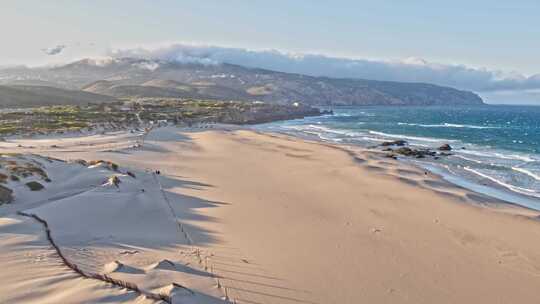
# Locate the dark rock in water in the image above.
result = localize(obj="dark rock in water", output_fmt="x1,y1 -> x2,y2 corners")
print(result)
321,109 -> 334,115
394,147 -> 414,156
394,147 -> 436,158
381,140 -> 407,147
438,144 -> 452,151
385,153 -> 398,160
0,185 -> 13,204
382,147 -> 393,151
25,181 -> 44,191
439,152 -> 453,157
424,150 -> 437,157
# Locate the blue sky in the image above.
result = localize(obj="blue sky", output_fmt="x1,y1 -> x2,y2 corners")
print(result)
1,0 -> 538,71
1,1 -> 539,103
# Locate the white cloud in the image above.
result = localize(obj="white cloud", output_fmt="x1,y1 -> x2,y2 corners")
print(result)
479,89 -> 540,105
42,45 -> 66,56
109,43 -> 540,93
132,61 -> 160,71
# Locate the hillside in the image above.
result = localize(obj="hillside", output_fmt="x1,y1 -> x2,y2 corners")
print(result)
0,58 -> 484,106
0,85 -> 116,108
84,78 -> 253,101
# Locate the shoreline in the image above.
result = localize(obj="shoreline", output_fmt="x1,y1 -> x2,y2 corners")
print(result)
250,127 -> 540,217
254,118 -> 540,213
1,121 -> 539,219
2,123 -> 539,218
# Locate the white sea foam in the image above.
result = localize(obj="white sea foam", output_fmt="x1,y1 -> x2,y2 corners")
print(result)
512,167 -> 540,181
494,153 -> 536,162
459,149 -> 536,162
358,111 -> 375,117
453,155 -> 485,164
300,130 -> 337,141
397,122 -> 497,129
359,136 -> 387,142
368,130 -> 455,143
300,125 -> 362,137
463,167 -> 540,198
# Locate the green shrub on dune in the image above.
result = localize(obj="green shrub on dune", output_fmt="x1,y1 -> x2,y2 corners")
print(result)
25,181 -> 44,191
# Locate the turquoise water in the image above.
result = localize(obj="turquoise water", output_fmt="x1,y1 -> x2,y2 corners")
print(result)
258,105 -> 540,210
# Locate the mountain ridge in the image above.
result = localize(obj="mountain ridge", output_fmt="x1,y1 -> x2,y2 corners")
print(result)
0,57 -> 484,106
0,85 -> 116,108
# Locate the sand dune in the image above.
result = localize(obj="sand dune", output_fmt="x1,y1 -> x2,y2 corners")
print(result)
0,216 -> 154,304
0,150 -> 228,303
149,260 -> 179,271
1,126 -> 540,303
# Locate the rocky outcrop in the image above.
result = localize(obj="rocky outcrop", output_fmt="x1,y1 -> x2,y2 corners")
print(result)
438,144 -> 452,151
381,140 -> 407,147
217,103 -> 324,124
393,147 -> 437,158
0,185 -> 13,204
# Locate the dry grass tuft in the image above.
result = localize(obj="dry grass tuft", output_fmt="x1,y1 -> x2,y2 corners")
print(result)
88,160 -> 119,171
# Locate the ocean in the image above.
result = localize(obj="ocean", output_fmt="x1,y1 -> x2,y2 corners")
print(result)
257,105 -> 540,211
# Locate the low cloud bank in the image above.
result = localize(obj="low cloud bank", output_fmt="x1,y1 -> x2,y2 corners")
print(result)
110,43 -> 540,93
479,89 -> 540,105
42,45 -> 66,56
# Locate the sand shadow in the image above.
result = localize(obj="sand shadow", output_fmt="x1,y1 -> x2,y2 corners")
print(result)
145,128 -> 192,142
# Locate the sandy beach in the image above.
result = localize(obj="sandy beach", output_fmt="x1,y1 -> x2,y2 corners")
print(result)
1,126 -> 540,303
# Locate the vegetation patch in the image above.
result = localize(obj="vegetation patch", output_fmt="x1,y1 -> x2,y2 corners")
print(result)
0,184 -> 13,204
25,181 -> 44,191
88,160 -> 119,171
0,98 -> 323,136
108,175 -> 121,187
4,162 -> 49,180
0,155 -> 51,185
0,173 -> 8,183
